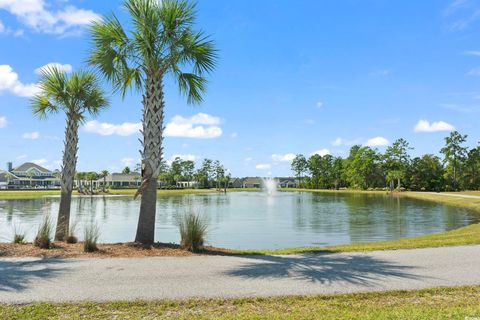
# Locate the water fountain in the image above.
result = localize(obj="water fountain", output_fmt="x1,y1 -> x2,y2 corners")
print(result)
261,177 -> 278,195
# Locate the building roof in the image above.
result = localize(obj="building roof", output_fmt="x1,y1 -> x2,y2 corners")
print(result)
243,177 -> 263,185
0,170 -> 18,182
12,162 -> 52,174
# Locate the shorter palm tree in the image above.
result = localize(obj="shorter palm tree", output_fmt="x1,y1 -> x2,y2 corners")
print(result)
100,170 -> 109,192
31,67 -> 108,241
26,171 -> 35,188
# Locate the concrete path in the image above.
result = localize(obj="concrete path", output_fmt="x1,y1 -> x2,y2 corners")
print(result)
1,245 -> 480,303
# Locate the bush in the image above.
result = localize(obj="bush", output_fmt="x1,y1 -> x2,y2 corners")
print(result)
178,212 -> 208,252
12,224 -> 26,244
34,215 -> 52,249
66,219 -> 79,244
83,223 -> 100,252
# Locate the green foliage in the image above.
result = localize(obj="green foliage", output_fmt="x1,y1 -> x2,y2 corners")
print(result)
89,0 -> 217,102
12,224 -> 26,244
291,133 -> 480,192
84,223 -> 100,252
178,212 -> 208,252
34,215 -> 53,249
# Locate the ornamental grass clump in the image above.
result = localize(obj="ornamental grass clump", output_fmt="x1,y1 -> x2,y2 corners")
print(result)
66,219 -> 79,244
83,223 -> 100,252
178,212 -> 208,252
34,215 -> 52,249
12,224 -> 26,244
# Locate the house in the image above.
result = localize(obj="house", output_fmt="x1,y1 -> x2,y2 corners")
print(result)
94,172 -> 142,188
228,178 -> 245,188
2,162 -> 61,189
277,177 -> 299,188
243,177 -> 263,188
176,181 -> 200,188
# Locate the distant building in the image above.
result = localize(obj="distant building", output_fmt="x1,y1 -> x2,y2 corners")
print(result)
1,162 -> 60,189
242,177 -> 263,188
176,181 -> 200,188
277,177 -> 298,188
94,172 -> 142,188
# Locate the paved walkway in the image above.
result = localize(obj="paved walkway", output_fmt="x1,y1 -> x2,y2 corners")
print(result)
1,245 -> 480,303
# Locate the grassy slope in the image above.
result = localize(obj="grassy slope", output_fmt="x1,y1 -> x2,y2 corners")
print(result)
2,286 -> 480,319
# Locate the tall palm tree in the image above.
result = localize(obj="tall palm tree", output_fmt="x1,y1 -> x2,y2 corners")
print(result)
101,170 -> 109,192
89,0 -> 217,245
31,67 -> 108,241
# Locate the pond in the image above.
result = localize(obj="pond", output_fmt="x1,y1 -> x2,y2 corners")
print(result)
0,192 -> 479,250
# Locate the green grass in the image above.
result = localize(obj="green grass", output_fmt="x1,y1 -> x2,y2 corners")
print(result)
1,286 -> 480,319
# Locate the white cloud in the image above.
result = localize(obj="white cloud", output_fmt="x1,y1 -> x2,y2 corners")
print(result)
271,153 -> 296,162
256,164 -> 271,170
0,19 -> 4,33
16,154 -> 27,160
83,113 -> 223,139
370,69 -> 392,76
304,119 -> 315,125
22,131 -> 39,139
244,157 -> 253,162
467,67 -> 480,76
365,136 -> 390,147
0,116 -> 7,128
414,120 -> 455,132
331,137 -> 361,147
121,158 -> 136,167
230,132 -> 238,138
164,113 -> 223,139
35,62 -> 72,74
0,65 -> 39,97
0,0 -> 100,35
310,149 -> 331,156
316,101 -> 323,108
464,50 -> 480,56
83,121 -> 141,136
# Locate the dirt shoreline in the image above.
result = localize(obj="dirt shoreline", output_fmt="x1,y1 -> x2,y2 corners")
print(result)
0,242 -> 234,258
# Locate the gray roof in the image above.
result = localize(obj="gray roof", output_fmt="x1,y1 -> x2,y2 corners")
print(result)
12,162 -> 51,173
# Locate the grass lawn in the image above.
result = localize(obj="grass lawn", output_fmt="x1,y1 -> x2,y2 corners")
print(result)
1,286 -> 480,319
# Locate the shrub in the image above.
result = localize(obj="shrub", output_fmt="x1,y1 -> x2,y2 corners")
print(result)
178,212 -> 208,252
66,219 -> 79,244
83,223 -> 100,252
12,224 -> 26,244
34,215 -> 52,249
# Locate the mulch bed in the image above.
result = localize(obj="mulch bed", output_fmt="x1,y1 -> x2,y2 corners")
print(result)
0,242 -> 234,258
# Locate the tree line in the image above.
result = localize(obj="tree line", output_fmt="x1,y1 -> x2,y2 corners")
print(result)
291,131 -> 479,191
158,158 -> 230,189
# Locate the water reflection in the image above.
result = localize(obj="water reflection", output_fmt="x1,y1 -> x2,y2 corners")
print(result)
0,192 -> 478,250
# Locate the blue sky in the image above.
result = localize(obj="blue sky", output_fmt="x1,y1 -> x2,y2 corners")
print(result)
1,0 -> 480,177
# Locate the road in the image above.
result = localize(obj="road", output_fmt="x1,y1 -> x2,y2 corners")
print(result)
1,245 -> 480,303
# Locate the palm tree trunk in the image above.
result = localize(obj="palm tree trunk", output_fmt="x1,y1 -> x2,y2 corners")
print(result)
55,114 -> 79,241
135,74 -> 164,245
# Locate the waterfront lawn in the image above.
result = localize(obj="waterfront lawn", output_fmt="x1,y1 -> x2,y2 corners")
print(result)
1,286 -> 480,319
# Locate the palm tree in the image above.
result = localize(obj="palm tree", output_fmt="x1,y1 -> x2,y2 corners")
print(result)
4,172 -> 14,189
25,171 -> 35,188
31,67 -> 108,241
89,0 -> 217,245
101,170 -> 109,192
